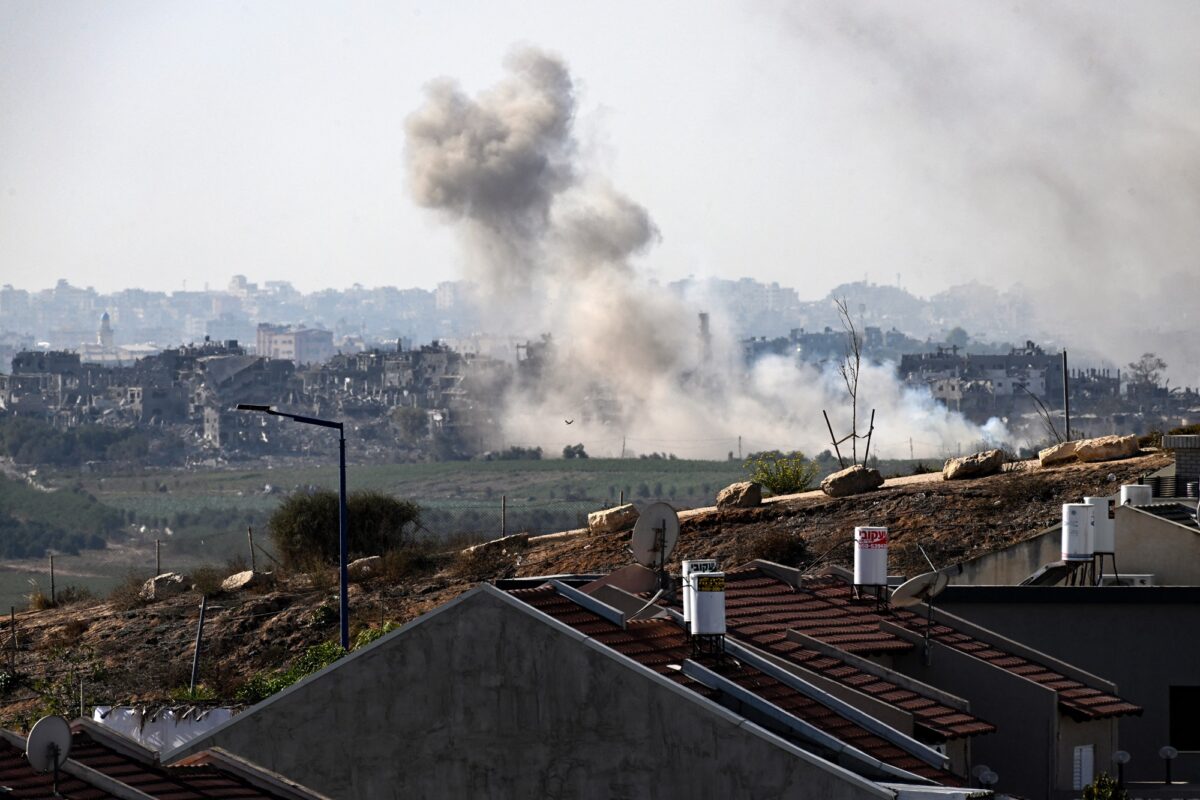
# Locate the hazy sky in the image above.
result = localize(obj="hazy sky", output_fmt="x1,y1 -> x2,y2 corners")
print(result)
2,1 -> 1199,309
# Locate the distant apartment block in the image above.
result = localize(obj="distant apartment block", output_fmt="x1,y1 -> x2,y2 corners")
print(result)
255,324 -> 334,366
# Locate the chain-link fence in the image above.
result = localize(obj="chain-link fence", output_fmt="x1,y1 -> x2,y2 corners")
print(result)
417,496 -> 612,539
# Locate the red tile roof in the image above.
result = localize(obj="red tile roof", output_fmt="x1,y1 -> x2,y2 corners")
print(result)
67,726 -> 316,799
510,584 -> 960,785
724,569 -> 1141,722
0,736 -> 117,800
717,569 -> 994,740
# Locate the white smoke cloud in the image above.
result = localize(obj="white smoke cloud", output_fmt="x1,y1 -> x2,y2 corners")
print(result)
406,47 -> 1007,460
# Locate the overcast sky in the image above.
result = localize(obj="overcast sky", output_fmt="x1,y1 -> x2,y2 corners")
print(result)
2,1 -> 1199,311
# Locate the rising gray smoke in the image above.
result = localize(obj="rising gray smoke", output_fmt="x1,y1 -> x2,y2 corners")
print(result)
406,48 -> 1005,459
767,0 -> 1200,389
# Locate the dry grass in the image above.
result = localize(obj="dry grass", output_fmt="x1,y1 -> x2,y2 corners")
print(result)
107,572 -> 148,611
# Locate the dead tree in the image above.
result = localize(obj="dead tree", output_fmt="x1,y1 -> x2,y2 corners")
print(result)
823,298 -> 874,468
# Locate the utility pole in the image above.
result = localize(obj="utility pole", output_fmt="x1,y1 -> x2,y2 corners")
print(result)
247,526 -> 257,573
909,438 -> 914,460
1062,350 -> 1072,442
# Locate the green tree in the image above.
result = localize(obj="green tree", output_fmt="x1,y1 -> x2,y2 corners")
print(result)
1082,772 -> 1127,800
1127,353 -> 1167,388
268,490 -> 421,568
743,451 -> 820,495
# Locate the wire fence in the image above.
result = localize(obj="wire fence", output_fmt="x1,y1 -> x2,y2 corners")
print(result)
417,496 -> 613,539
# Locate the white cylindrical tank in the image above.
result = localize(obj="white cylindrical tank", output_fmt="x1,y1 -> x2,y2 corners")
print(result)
853,527 -> 889,586
1119,484 -> 1153,506
1062,504 -> 1095,561
690,571 -> 726,636
681,559 -> 718,623
1084,496 -> 1116,554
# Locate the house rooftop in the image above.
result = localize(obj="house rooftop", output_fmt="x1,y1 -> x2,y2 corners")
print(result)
508,583 -> 962,786
720,568 -> 1141,722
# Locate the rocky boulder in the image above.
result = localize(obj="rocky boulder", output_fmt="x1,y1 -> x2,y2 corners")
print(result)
347,556 -> 383,581
1038,441 -> 1079,467
220,570 -> 274,593
716,481 -> 762,508
462,533 -> 530,555
587,504 -> 640,534
139,572 -> 188,602
1040,435 -> 1140,467
943,449 -> 1005,481
820,465 -> 884,498
1076,434 -> 1140,463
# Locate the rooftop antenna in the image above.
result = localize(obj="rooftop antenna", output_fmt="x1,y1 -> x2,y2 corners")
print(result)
890,544 -> 949,666
630,502 -> 680,603
26,714 -> 71,796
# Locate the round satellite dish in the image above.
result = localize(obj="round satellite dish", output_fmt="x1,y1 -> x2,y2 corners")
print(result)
979,770 -> 998,787
971,764 -> 991,780
1112,750 -> 1131,764
630,502 -> 680,568
1160,745 -> 1179,760
26,715 -> 71,773
890,570 -> 950,608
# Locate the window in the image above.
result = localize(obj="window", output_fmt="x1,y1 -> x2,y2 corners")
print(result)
1073,744 -> 1094,791
1170,686 -> 1200,750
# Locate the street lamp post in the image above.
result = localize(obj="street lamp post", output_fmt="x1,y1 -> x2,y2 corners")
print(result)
236,404 -> 349,650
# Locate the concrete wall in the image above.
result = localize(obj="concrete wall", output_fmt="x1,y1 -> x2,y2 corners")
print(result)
948,506 -> 1200,586
1111,506 -> 1200,585
938,586 -> 1200,785
880,622 -> 1059,800
169,587 -> 888,800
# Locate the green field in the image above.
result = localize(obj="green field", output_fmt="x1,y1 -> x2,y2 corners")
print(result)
0,454 -> 931,611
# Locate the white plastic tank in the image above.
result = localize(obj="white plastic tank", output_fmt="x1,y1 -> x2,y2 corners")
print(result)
690,571 -> 726,636
681,559 -> 718,623
1061,504 -> 1095,561
1119,484 -> 1153,506
853,526 -> 889,586
1084,496 -> 1116,554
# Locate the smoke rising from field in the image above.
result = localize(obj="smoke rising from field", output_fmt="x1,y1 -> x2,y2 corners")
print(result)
406,48 -> 1005,460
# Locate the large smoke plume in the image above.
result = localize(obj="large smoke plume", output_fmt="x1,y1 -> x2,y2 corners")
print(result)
406,48 -> 1004,459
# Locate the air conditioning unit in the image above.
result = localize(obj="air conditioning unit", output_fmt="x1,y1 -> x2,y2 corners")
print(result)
1099,574 -> 1155,587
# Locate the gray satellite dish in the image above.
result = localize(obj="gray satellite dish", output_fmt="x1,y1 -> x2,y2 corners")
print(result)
26,714 -> 71,773
630,502 -> 680,569
890,570 -> 950,608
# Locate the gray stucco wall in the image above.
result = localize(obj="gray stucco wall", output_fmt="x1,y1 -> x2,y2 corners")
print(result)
169,587 -> 887,800
882,629 -> 1059,800
938,588 -> 1200,785
949,506 -> 1200,586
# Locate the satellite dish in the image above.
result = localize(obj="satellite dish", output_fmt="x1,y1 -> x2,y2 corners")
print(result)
1113,750 -> 1131,764
971,765 -> 992,780
1160,745 -> 1179,760
630,502 -> 680,569
890,570 -> 950,608
26,714 -> 71,773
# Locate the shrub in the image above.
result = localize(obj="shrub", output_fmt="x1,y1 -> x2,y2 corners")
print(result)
268,490 -> 421,569
909,462 -> 937,475
55,586 -> 94,606
190,565 -> 226,596
744,529 -> 810,567
235,641 -> 345,705
743,451 -> 820,495
107,572 -> 148,611
353,621 -> 400,650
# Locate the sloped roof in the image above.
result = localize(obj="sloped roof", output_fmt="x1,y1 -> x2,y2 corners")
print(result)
67,723 -> 326,800
1131,502 -> 1199,530
716,570 -> 993,740
723,569 -> 1141,722
509,584 -> 960,785
0,735 -> 116,799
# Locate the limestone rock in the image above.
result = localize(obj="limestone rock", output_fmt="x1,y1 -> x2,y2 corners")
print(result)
139,572 -> 188,602
820,465 -> 884,498
1038,441 -> 1079,467
347,556 -> 383,581
1075,434 -> 1140,463
220,570 -> 273,593
943,449 -> 1005,481
716,481 -> 762,508
587,504 -> 640,534
462,533 -> 530,556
